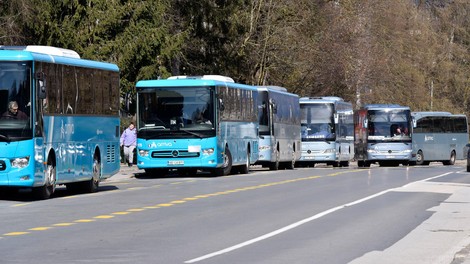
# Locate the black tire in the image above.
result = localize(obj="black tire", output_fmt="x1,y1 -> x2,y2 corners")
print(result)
82,154 -> 101,193
239,150 -> 250,174
33,161 -> 56,200
213,147 -> 232,176
269,149 -> 280,171
416,150 -> 424,165
443,151 -> 456,166
285,151 -> 295,170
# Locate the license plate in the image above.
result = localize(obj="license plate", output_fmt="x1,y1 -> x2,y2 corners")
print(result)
305,157 -> 315,160
387,156 -> 396,159
168,160 -> 184,165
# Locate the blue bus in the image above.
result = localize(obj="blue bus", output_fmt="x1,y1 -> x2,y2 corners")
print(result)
354,104 -> 412,167
0,46 -> 120,199
255,86 -> 301,170
298,97 -> 354,167
135,75 -> 259,176
411,111 -> 468,166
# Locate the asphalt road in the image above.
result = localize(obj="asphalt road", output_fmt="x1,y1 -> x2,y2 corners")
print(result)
0,162 -> 470,263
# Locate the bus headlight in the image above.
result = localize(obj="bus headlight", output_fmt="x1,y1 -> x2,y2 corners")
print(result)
11,156 -> 30,168
367,149 -> 379,153
323,149 -> 335,154
139,150 -> 149,157
202,148 -> 214,156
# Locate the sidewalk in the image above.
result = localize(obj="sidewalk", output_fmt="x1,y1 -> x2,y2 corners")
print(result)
103,163 -> 142,182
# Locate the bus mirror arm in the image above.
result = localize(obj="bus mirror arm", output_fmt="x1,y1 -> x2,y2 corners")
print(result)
35,72 -> 47,99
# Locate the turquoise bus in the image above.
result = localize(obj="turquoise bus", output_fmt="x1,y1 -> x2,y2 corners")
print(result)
354,104 -> 412,167
255,86 -> 301,170
298,97 -> 354,167
410,111 -> 468,166
0,46 -> 120,199
135,75 -> 259,176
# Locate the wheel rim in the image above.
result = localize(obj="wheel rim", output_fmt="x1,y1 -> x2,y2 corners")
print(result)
46,164 -> 56,193
93,158 -> 101,185
416,151 -> 423,164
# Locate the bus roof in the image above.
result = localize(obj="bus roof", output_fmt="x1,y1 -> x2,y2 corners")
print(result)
137,76 -> 258,91
362,104 -> 410,110
300,96 -> 345,104
0,46 -> 119,72
257,86 -> 298,97
412,111 -> 467,119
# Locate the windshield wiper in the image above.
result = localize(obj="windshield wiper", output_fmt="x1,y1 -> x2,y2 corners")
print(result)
0,133 -> 11,142
140,125 -> 167,130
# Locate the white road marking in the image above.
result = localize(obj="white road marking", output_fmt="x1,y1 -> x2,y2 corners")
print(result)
184,171 -> 454,263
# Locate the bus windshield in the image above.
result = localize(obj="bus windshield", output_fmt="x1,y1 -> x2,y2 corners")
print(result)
367,109 -> 411,142
0,62 -> 32,141
138,86 -> 215,139
301,103 -> 335,141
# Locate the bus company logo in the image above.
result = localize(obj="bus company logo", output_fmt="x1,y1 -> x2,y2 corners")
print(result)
149,142 -> 173,148
60,121 -> 74,138
157,142 -> 173,147
425,135 -> 434,141
96,129 -> 103,135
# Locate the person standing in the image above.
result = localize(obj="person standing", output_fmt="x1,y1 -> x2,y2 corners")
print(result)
120,122 -> 137,167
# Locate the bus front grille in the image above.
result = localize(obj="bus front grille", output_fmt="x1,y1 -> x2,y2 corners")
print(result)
0,160 -> 5,171
151,150 -> 200,158
106,145 -> 116,163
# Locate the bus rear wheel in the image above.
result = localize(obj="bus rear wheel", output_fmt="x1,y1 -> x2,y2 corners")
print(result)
238,150 -> 250,174
443,151 -> 456,166
285,151 -> 295,170
269,150 -> 280,170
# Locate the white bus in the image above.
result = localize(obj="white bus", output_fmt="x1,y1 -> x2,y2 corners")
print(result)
411,111 -> 468,166
255,86 -> 301,170
298,97 -> 354,167
354,104 -> 412,167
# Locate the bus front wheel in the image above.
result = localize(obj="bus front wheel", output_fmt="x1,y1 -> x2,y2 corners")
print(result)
33,161 -> 56,200
213,148 -> 232,176
416,150 -> 424,165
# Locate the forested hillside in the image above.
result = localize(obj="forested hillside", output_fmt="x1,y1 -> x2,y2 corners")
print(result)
1,0 -> 469,114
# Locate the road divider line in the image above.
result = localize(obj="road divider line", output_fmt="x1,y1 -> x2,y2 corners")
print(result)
1,169 -> 360,240
184,171 -> 452,263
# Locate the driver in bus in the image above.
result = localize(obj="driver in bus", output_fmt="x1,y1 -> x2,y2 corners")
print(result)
1,101 -> 28,120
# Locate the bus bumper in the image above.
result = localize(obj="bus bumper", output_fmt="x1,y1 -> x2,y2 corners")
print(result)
366,153 -> 412,161
136,138 -> 220,170
0,158 -> 36,187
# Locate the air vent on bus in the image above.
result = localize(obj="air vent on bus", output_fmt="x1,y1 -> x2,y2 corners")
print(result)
106,144 -> 116,163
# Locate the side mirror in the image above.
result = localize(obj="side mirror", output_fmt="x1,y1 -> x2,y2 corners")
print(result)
218,98 -> 225,111
363,119 -> 368,128
269,99 -> 277,114
35,72 -> 46,99
412,118 -> 417,128
334,113 -> 339,124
